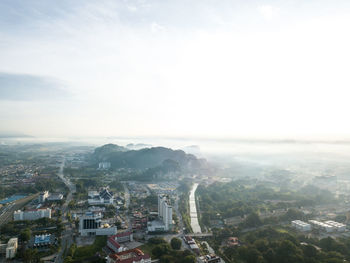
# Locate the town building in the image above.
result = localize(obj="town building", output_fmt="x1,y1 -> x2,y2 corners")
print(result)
114,231 -> 133,243
107,237 -> 123,253
227,237 -> 240,247
0,238 -> 18,259
29,234 -> 56,249
198,254 -> 222,263
39,191 -> 63,202
107,248 -> 151,263
79,212 -> 117,236
309,220 -> 334,232
39,191 -> 49,203
291,220 -> 311,231
107,231 -> 134,253
324,221 -> 346,232
158,195 -> 172,230
88,188 -> 114,205
98,162 -> 111,170
0,242 -> 5,255
47,193 -> 64,201
189,243 -> 200,254
147,194 -> 173,232
89,206 -> 106,213
14,208 -> 51,221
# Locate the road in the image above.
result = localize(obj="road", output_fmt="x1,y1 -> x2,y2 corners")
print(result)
122,182 -> 131,230
0,194 -> 39,227
55,159 -> 76,263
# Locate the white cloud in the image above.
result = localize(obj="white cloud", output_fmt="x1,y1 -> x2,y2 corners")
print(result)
258,5 -> 280,21
151,22 -> 165,33
1,1 -> 350,138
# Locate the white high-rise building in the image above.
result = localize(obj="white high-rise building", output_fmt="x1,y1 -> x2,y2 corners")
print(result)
158,195 -> 172,231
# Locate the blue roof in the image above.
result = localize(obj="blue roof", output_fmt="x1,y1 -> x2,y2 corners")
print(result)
34,234 -> 51,244
0,195 -> 26,204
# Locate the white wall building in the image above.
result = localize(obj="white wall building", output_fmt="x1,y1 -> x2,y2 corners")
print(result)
324,221 -> 346,232
6,238 -> 18,259
39,191 -> 49,203
88,188 -> 114,205
309,220 -> 334,232
291,220 -> 311,231
158,195 -> 172,231
47,193 -> 64,201
79,212 -> 117,236
98,162 -> 111,170
14,208 -> 51,221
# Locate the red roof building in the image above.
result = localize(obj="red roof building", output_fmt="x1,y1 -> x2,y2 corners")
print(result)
107,248 -> 151,263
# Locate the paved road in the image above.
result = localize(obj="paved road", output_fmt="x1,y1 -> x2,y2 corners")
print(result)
55,159 -> 76,263
0,194 -> 39,226
122,182 -> 131,230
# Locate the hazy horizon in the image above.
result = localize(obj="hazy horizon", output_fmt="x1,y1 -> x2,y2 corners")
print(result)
1,0 -> 350,138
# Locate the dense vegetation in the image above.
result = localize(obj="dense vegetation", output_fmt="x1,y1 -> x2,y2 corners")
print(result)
64,236 -> 107,263
0,175 -> 67,199
140,237 -> 195,263
216,226 -> 350,263
197,180 -> 335,227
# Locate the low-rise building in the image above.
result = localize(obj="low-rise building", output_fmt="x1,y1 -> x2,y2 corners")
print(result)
114,231 -> 133,243
198,254 -> 222,263
107,248 -> 151,263
39,191 -> 49,203
6,238 -> 18,259
189,243 -> 200,255
107,236 -> 123,253
324,221 -> 346,232
29,234 -> 56,249
47,193 -> 64,202
14,208 -> 51,221
291,220 -> 311,231
309,220 -> 334,232
88,188 -> 114,205
107,231 -> 134,253
227,237 -> 240,247
98,162 -> 111,170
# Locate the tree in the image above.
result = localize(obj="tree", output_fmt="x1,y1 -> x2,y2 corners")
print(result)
183,255 -> 196,263
243,212 -> 262,228
170,237 -> 182,250
20,228 -> 31,242
152,244 -> 171,258
149,237 -> 167,245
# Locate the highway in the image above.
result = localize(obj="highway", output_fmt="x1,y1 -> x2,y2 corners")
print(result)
55,159 -> 76,263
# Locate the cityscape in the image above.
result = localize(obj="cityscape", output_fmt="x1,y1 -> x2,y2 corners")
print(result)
2,0 -> 350,262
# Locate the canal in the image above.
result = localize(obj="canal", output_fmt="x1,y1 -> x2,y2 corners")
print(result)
189,183 -> 201,233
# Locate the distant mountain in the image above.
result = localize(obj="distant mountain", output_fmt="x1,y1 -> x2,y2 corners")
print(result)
91,144 -> 209,171
0,132 -> 34,138
126,143 -> 152,150
93,144 -> 128,161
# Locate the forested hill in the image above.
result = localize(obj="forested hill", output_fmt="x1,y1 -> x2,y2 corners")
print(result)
91,143 -> 208,171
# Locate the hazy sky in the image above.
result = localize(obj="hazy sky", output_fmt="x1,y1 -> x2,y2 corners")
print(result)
1,0 -> 350,139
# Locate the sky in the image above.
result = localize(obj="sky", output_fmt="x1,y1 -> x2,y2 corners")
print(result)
1,0 -> 350,139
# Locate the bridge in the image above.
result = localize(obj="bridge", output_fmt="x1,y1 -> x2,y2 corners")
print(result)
185,233 -> 213,237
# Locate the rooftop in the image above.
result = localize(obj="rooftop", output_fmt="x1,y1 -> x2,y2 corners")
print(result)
109,248 -> 150,263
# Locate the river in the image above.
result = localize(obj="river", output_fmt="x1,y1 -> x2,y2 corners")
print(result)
189,183 -> 201,233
